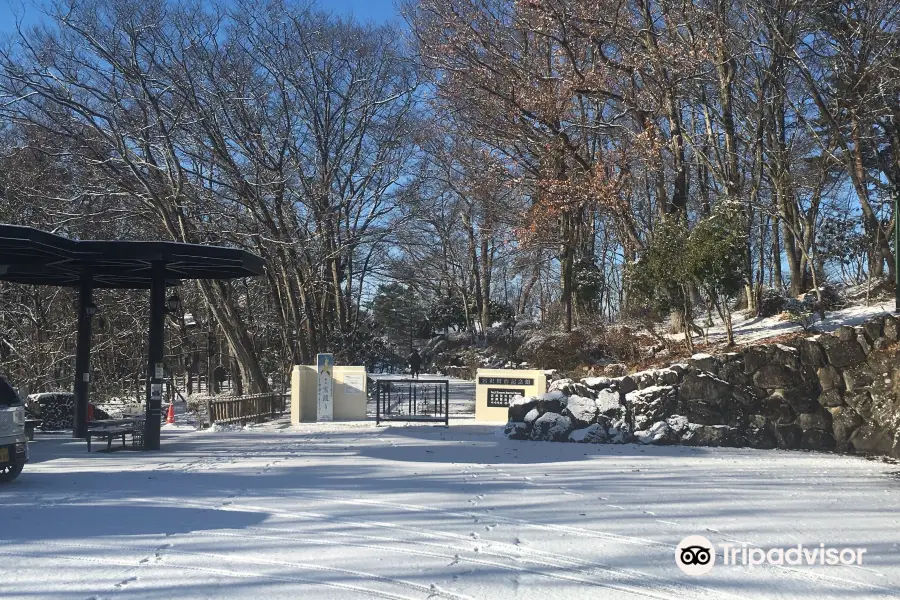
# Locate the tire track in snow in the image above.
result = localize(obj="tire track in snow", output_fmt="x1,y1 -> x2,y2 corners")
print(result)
256,491 -> 893,594
0,545 -> 453,600
270,491 -> 671,548
189,527 -> 732,600
137,497 -> 740,600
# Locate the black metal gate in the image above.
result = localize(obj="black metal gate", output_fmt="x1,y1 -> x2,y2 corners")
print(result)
375,379 -> 449,426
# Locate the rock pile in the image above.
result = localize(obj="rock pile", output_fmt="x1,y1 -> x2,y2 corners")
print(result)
505,314 -> 900,457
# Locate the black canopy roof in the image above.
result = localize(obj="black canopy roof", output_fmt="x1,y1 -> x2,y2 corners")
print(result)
0,225 -> 265,289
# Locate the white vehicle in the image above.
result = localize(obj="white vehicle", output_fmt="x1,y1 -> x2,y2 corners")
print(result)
0,376 -> 28,482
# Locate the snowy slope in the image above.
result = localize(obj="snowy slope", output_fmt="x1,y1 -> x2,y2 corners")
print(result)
2,421 -> 899,599
670,300 -> 895,347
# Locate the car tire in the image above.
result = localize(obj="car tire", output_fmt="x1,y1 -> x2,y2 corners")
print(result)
0,463 -> 24,482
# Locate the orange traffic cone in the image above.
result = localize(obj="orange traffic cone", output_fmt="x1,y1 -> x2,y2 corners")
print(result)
166,403 -> 175,424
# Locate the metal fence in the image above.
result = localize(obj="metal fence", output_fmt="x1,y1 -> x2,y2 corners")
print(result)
206,392 -> 288,426
374,379 -> 449,426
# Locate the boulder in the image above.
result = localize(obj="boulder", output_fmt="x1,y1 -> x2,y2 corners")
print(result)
883,315 -> 899,342
743,346 -> 769,375
818,334 -> 866,368
848,425 -> 895,454
774,423 -> 803,449
569,423 -> 608,443
563,394 -> 598,429
762,395 -> 796,424
795,411 -> 831,431
842,364 -> 874,392
655,368 -> 682,386
683,424 -> 731,447
857,333 -> 874,356
688,353 -> 720,374
536,391 -> 566,414
666,414 -> 690,435
863,319 -> 883,343
547,378 -> 573,395
634,421 -> 678,445
680,371 -> 733,401
719,361 -> 749,387
570,383 -> 595,398
817,365 -> 844,392
801,429 -> 836,451
744,414 -> 777,449
530,413 -> 574,442
508,396 -> 539,422
582,376 -> 612,391
617,376 -> 637,395
844,390 -> 875,421
524,408 -> 541,428
606,418 -> 631,444
504,422 -> 529,440
873,338 -> 891,351
634,371 -> 656,390
799,338 -> 827,368
595,389 -> 621,417
777,386 -> 821,415
836,325 -> 857,342
771,344 -> 801,369
753,363 -> 800,389
817,389 -> 844,408
626,385 -> 678,431
829,406 -> 863,445
678,372 -> 756,428
859,349 -> 900,431
669,364 -> 688,378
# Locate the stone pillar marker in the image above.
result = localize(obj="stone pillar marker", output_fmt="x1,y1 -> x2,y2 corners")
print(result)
316,353 -> 334,422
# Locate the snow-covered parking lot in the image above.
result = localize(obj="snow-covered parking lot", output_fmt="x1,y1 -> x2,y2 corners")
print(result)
3,421 -> 899,600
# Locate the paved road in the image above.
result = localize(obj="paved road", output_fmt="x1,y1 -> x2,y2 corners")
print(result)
367,373 -> 475,418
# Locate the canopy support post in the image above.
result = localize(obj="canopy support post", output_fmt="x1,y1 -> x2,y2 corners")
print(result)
143,262 -> 166,450
73,273 -> 93,438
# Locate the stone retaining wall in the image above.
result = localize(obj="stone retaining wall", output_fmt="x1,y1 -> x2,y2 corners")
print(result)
505,315 -> 900,457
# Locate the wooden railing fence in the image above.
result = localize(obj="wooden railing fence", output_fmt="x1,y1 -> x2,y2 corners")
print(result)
206,392 -> 288,426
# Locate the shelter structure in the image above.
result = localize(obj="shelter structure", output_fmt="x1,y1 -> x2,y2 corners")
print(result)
0,225 -> 265,449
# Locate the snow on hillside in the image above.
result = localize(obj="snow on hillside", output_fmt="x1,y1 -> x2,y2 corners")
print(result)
669,300 -> 894,348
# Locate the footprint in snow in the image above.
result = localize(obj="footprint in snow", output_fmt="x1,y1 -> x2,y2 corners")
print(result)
114,576 -> 138,588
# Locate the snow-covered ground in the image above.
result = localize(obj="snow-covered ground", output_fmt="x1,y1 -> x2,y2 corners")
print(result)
4,421 -> 900,599
672,300 -> 895,347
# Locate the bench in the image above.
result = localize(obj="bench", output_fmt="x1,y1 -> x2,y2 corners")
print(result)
86,419 -> 137,452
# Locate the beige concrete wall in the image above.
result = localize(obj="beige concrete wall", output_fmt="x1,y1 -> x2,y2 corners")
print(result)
475,369 -> 547,422
291,365 -> 367,423
333,366 -> 367,420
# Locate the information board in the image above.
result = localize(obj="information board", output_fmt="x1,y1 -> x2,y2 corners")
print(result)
487,388 -> 525,408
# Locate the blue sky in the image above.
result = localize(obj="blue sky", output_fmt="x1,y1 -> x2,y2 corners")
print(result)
0,0 -> 400,34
